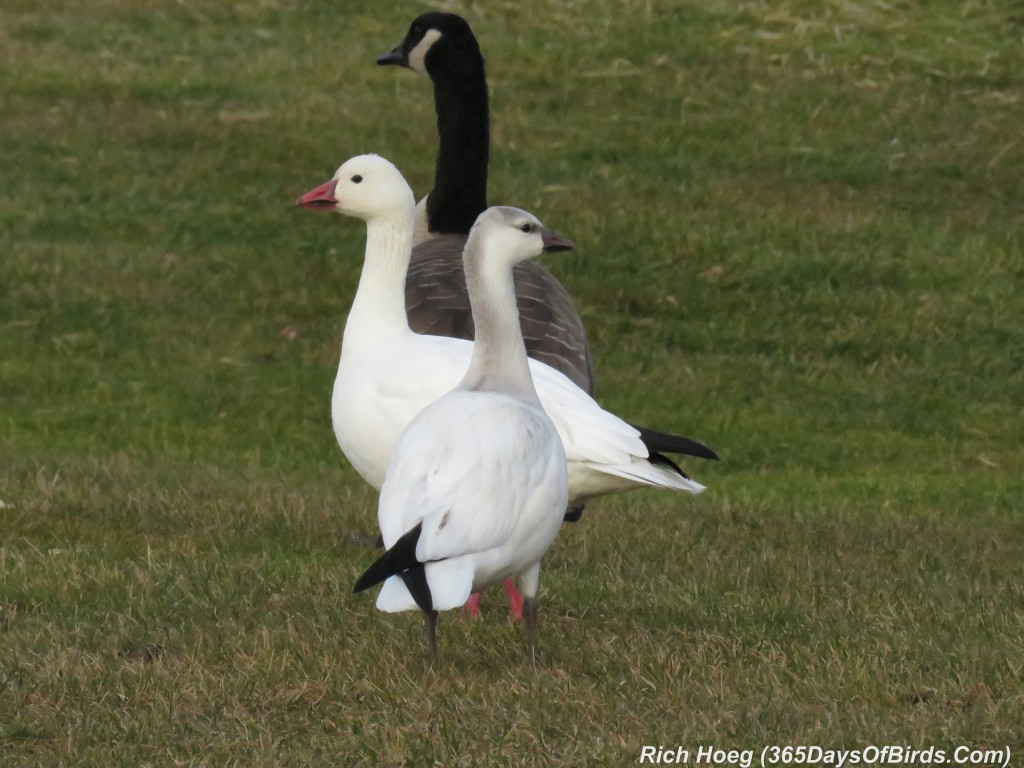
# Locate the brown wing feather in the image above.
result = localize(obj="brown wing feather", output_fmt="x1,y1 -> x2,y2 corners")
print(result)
405,235 -> 595,394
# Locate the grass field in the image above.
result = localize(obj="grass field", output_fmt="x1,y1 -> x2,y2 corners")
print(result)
2,0 -> 1023,764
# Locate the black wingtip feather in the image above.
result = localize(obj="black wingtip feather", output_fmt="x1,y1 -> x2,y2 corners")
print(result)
400,564 -> 433,614
632,424 -> 720,462
648,451 -> 690,479
353,523 -> 424,594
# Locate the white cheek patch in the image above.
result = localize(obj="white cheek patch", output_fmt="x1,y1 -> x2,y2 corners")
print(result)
408,28 -> 442,76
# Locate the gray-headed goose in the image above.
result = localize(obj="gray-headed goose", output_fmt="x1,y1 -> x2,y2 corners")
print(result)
353,206 -> 573,661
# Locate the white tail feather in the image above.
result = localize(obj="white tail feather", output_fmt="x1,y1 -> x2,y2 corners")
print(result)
425,558 -> 475,611
376,575 -> 418,613
372,559 -> 476,614
591,461 -> 705,495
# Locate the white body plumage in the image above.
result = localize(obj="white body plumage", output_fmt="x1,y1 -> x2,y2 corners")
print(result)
332,332 -> 704,503
374,390 -> 568,612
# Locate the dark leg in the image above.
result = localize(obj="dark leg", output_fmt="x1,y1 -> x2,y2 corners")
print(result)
523,598 -> 539,669
563,504 -> 586,523
422,609 -> 439,658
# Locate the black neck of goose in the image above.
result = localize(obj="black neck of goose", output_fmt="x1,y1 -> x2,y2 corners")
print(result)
427,65 -> 489,235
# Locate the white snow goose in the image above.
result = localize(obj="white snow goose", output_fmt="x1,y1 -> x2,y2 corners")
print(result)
296,155 -> 716,615
353,206 -> 573,661
377,12 -> 596,396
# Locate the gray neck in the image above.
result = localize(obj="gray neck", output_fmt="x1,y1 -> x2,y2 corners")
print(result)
459,240 -> 537,400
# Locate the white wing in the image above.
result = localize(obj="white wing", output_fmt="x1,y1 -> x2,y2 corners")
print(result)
334,330 -> 703,500
375,390 -> 568,612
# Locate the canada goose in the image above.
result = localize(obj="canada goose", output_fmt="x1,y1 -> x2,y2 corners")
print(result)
378,12 -> 596,396
354,206 -> 573,661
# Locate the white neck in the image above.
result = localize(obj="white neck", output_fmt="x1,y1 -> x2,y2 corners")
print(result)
459,245 -> 538,401
342,212 -> 414,355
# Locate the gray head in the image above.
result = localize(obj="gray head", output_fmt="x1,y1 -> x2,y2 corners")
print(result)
464,206 -> 573,272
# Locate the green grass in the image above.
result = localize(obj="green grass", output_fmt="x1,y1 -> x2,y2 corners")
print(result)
2,0 -> 1023,763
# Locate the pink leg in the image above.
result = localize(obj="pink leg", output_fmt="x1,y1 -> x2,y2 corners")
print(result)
462,591 -> 482,619
502,578 -> 524,622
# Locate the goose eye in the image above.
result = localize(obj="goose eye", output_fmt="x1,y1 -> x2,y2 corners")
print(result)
520,223 -> 533,234
351,175 -> 363,184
